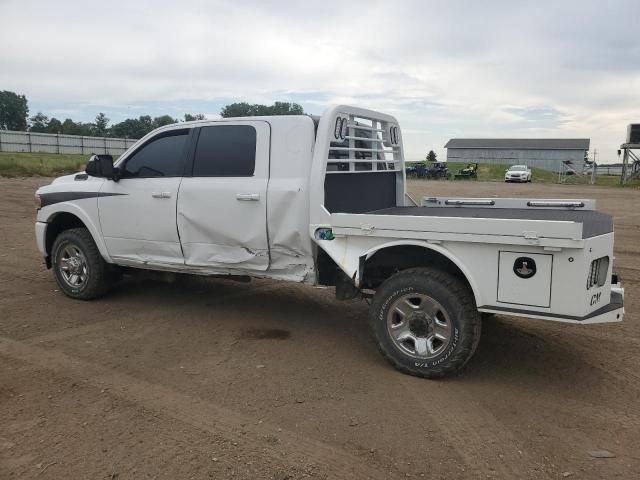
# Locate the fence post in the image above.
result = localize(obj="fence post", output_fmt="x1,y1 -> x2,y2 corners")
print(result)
0,131 -> 3,152
80,136 -> 84,155
56,134 -> 60,154
104,136 -> 107,155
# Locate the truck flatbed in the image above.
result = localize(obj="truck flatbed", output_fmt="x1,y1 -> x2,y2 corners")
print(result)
367,206 -> 613,239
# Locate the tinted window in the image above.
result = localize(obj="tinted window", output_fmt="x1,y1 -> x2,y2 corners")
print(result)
122,130 -> 188,178
193,125 -> 256,177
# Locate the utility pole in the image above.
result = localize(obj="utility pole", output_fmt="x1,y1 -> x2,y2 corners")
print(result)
590,149 -> 597,185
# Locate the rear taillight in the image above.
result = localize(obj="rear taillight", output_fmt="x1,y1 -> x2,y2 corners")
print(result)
587,256 -> 609,289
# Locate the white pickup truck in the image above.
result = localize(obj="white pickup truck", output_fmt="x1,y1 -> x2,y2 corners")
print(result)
34,105 -> 624,378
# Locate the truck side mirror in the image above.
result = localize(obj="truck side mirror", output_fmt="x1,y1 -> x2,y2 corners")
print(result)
86,154 -> 115,180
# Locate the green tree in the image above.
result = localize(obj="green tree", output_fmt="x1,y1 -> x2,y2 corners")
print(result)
79,122 -> 95,136
152,115 -> 177,129
0,90 -> 29,130
111,118 -> 138,138
426,150 -> 437,162
46,118 -> 62,134
184,113 -> 206,122
29,112 -> 50,133
220,102 -> 254,118
220,101 -> 304,118
137,115 -> 154,136
110,115 -> 158,139
270,101 -> 304,115
94,113 -> 109,136
61,118 -> 83,135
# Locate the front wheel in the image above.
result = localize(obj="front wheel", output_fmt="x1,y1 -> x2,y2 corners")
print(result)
369,267 -> 481,378
51,227 -> 113,300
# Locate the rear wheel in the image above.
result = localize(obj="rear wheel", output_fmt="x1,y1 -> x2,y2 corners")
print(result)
51,228 -> 113,300
369,267 -> 481,378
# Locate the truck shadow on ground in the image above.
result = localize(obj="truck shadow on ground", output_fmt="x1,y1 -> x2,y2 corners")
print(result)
107,274 -> 606,394
464,316 -> 607,394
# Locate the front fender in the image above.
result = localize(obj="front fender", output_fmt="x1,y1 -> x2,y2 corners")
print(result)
38,202 -> 113,264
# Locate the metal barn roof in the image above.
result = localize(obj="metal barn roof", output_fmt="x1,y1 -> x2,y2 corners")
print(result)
444,138 -> 590,150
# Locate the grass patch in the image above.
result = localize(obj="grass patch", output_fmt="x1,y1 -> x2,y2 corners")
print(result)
0,152 -> 90,177
446,162 -> 557,183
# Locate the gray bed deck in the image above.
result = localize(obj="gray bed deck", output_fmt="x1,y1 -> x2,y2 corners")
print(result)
368,207 -> 613,239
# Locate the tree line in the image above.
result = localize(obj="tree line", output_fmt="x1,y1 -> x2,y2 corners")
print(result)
0,90 -> 305,140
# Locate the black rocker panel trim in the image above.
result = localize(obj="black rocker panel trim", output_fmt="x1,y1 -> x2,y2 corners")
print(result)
40,192 -> 127,208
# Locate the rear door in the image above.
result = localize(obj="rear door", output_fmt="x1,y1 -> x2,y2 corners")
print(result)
177,121 -> 270,270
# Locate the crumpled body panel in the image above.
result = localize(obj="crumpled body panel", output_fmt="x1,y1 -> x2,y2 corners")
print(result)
177,176 -> 271,271
267,179 -> 315,283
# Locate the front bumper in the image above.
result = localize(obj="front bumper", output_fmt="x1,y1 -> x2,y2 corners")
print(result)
505,176 -> 527,182
35,221 -> 47,257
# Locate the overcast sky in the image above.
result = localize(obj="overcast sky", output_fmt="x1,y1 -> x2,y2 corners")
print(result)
1,0 -> 638,162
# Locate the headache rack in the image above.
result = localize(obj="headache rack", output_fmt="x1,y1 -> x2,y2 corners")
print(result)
326,111 -> 403,174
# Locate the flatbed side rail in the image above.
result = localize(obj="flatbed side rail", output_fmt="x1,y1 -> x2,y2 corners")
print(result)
422,197 -> 596,210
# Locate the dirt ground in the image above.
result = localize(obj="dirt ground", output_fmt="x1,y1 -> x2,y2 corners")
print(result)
1,177 -> 638,480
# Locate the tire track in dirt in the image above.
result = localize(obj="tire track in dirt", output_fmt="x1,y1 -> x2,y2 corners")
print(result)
547,335 -> 640,395
398,377 -> 553,479
20,281 -> 283,346
0,336 -> 391,480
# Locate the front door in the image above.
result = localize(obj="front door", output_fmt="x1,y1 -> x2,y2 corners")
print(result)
177,121 -> 270,270
98,128 -> 191,266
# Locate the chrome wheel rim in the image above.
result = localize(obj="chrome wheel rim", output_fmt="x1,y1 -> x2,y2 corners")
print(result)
387,293 -> 452,359
58,244 -> 88,288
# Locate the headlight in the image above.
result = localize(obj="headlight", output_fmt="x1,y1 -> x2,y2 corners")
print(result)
34,194 -> 42,210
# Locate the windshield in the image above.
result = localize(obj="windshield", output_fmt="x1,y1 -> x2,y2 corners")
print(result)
510,166 -> 527,171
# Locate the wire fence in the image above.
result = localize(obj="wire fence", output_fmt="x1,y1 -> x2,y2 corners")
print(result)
594,164 -> 623,176
0,130 -> 137,156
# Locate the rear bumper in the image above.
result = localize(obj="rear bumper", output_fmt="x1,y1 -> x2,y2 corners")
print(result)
580,287 -> 624,324
479,286 -> 624,324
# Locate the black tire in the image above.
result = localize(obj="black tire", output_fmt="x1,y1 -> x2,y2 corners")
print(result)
51,227 -> 113,300
369,267 -> 481,378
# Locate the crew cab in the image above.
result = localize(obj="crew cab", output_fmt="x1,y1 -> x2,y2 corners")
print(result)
505,164 -> 532,182
34,106 -> 624,378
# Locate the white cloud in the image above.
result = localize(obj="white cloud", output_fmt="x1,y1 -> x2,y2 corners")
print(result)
1,0 -> 638,162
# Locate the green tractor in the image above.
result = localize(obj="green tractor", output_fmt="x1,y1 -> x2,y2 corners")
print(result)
454,163 -> 478,180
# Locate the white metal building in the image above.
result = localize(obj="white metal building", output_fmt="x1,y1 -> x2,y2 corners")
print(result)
444,138 -> 590,172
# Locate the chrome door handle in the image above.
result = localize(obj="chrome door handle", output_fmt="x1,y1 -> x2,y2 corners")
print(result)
151,192 -> 172,199
236,193 -> 260,201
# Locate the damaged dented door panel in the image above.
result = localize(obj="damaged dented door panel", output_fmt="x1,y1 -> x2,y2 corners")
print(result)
177,121 -> 270,270
99,128 -> 191,265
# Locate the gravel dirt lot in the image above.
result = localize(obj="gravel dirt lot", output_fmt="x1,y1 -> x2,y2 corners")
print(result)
1,177 -> 638,479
